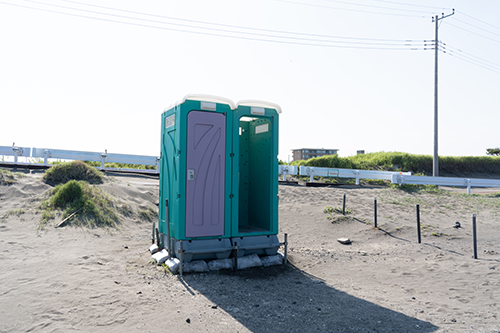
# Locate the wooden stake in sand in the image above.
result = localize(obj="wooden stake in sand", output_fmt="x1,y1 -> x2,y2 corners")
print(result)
416,205 -> 421,244
342,193 -> 346,215
233,242 -> 238,272
179,240 -> 184,277
55,207 -> 83,228
151,222 -> 156,244
472,214 -> 477,259
283,233 -> 288,266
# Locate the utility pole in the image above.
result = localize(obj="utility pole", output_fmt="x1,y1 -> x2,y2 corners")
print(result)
432,9 -> 454,177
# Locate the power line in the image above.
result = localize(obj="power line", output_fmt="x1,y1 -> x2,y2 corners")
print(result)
458,10 -> 500,32
439,42 -> 500,70
274,0 -> 429,18
440,49 -> 500,75
321,0 -> 435,14
371,0 -> 452,11
452,17 -> 500,38
58,0 -> 427,43
28,0 -> 338,44
439,47 -> 500,73
0,1 -> 433,50
445,21 -> 500,45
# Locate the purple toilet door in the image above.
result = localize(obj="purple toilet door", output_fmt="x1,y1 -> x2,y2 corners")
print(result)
185,111 -> 226,238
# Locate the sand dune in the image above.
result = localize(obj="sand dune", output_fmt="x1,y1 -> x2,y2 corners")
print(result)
1,169 -> 499,332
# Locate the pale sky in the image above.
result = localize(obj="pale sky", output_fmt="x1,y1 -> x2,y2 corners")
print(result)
1,0 -> 499,162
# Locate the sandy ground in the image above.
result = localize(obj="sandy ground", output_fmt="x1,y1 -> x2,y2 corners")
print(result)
1,169 -> 500,332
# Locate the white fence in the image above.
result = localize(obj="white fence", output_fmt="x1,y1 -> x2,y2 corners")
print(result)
0,146 -> 31,165
3,145 -> 296,177
1,145 -> 160,174
299,166 -> 411,184
278,165 -> 298,181
391,174 -> 500,194
6,144 -> 500,193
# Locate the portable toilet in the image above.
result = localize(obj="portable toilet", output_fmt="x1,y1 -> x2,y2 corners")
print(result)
159,95 -> 281,262
230,101 -> 281,257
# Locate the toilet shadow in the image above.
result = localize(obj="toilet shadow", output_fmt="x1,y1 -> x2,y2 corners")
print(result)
180,262 -> 439,332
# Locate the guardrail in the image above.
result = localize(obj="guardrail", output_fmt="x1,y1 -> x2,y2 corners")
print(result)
1,145 -> 160,174
299,166 -> 411,184
391,174 -> 500,194
31,148 -> 160,170
278,165 -> 298,181
3,145 -> 295,177
0,145 -> 31,165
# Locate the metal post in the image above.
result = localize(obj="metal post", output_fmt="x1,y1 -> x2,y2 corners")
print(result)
283,170 -> 288,182
416,204 -> 421,244
165,199 -> 171,259
355,171 -> 360,185
374,197 -> 377,228
467,179 -> 471,195
342,193 -> 346,215
179,240 -> 184,276
152,222 -> 155,244
433,14 -> 439,177
155,228 -> 160,248
234,242 -> 238,271
472,214 -> 477,259
13,148 -> 19,165
283,233 -> 288,266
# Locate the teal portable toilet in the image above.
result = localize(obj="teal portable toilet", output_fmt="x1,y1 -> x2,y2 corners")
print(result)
230,101 -> 281,257
159,95 -> 281,262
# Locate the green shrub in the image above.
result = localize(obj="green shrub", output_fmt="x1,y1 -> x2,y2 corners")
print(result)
290,152 -> 500,176
43,160 -> 103,184
486,148 -> 500,156
51,180 -> 83,208
40,180 -> 118,228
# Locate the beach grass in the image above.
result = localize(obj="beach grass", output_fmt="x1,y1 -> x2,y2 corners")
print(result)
0,169 -> 24,185
43,160 -> 103,184
39,180 -> 119,229
289,151 -> 500,175
138,206 -> 158,222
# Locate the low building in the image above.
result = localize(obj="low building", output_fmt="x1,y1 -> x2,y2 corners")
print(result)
292,148 -> 338,161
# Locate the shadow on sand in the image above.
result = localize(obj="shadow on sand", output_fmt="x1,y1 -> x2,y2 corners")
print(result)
178,262 -> 439,332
